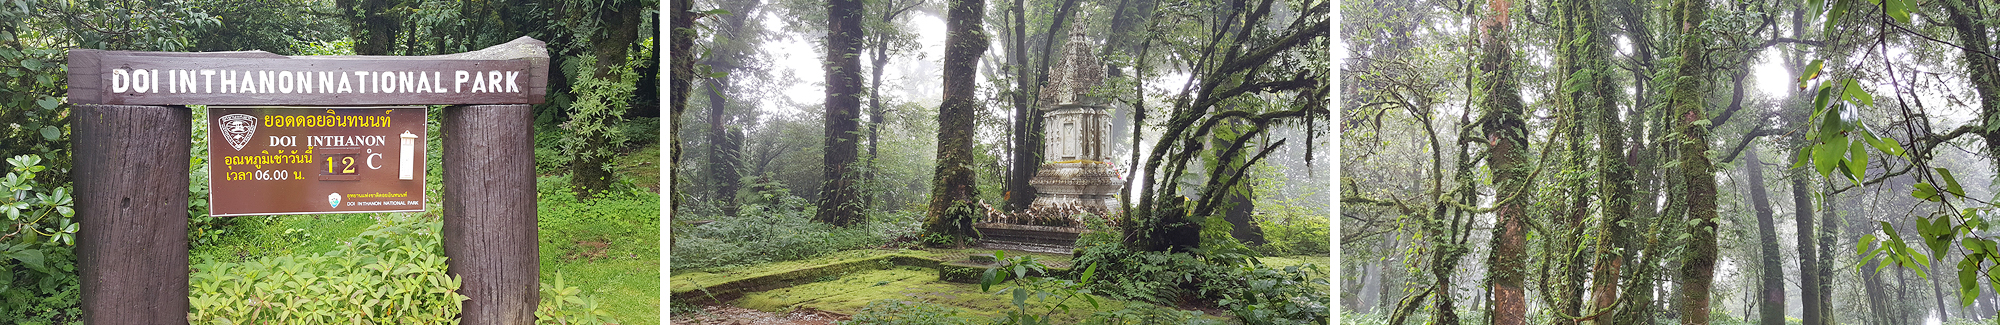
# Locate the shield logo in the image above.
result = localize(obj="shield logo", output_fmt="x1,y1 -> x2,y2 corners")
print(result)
328,193 -> 342,208
218,114 -> 258,151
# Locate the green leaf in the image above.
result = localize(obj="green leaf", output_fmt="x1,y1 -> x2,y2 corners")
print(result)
8,249 -> 45,274
1962,258 -> 1981,306
1844,79 -> 1874,107
1814,141 -> 1844,177
1827,0 -> 1852,37
20,58 -> 40,71
1079,262 -> 1098,285
1914,183 -> 1941,202
1860,234 -> 1879,257
1846,135 -> 1868,183
1799,59 -> 1824,89
1819,103 -> 1845,143
1877,136 -> 1906,157
1813,82 -> 1835,115
1939,168 -> 1967,197
1794,147 -> 1813,169
38,126 -> 58,141
1886,0 -> 1912,24
35,97 -> 56,110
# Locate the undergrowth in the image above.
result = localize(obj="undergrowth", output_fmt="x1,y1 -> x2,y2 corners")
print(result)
671,191 -> 924,272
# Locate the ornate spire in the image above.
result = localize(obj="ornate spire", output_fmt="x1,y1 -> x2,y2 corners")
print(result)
1040,29 -> 1104,107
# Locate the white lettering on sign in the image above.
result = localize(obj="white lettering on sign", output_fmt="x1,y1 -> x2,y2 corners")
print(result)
306,135 -> 389,148
111,69 -> 523,95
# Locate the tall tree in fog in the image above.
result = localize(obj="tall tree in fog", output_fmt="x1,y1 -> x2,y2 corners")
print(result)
922,0 -> 986,245
816,0 -> 867,226
703,0 -> 763,216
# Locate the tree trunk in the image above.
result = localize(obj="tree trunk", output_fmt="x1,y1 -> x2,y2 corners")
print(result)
1939,0 -> 2000,174
707,78 -> 742,216
1793,175 -> 1823,325
866,38 -> 888,210
1933,256 -> 1953,323
816,0 -> 867,226
702,0 -> 756,217
1003,0 -> 1039,211
1744,149 -> 1785,325
1668,0 -> 1720,322
1582,0 -> 1635,317
1820,182 -> 1839,324
356,0 -> 397,55
923,0 -> 987,244
1862,257 -> 1892,325
570,0 -> 644,197
670,0 -> 696,215
1478,0 -> 1530,323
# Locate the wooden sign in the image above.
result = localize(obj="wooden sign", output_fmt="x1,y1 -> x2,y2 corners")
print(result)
68,37 -> 548,106
206,106 -> 427,216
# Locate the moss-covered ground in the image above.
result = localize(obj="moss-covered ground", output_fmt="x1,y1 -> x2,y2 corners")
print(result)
671,248 -> 1245,323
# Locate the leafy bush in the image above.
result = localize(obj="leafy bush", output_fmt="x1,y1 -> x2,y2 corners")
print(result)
560,55 -> 639,195
1085,301 -> 1225,325
1211,263 -> 1329,325
670,199 -> 887,271
1072,243 -> 1213,305
0,155 -> 80,322
839,300 -> 981,325
536,272 -> 619,324
981,251 -> 1102,325
189,215 -> 465,323
1073,231 -> 1328,325
1252,196 -> 1328,256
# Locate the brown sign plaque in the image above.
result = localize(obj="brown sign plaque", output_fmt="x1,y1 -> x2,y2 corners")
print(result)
207,106 -> 427,216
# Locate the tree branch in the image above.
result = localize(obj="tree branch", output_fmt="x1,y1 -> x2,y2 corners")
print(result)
1720,127 -> 1783,163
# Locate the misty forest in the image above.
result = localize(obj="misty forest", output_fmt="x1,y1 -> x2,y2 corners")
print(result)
667,0 -> 1329,322
1341,0 -> 2000,324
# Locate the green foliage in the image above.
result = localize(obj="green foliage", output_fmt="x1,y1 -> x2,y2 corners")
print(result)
838,300 -> 982,325
0,155 -> 79,322
561,55 -> 640,196
1072,241 -> 1328,324
1253,199 -> 1330,256
979,251 -> 1102,325
1211,263 -> 1329,324
189,216 -> 466,323
670,194 -> 892,271
536,272 -> 619,324
1084,301 -> 1225,325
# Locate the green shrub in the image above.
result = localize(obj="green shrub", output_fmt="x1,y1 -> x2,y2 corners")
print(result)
1073,237 -> 1328,325
189,215 -> 465,323
536,272 -> 619,324
0,155 -> 80,322
1085,301 -> 1225,325
1071,244 -> 1213,305
839,300 -> 980,325
671,197 -> 888,271
1252,196 -> 1328,257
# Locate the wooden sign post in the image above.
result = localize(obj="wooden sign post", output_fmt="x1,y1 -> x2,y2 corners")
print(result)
69,37 -> 548,324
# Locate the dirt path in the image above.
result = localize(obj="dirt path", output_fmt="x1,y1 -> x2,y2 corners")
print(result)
670,304 -> 848,325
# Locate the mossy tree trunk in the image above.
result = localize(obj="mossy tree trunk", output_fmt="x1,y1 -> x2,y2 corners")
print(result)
669,0 -> 695,215
923,0 -> 987,245
816,0 -> 867,226
1476,0 -> 1530,322
1667,0 -> 1720,321
1554,0 -> 1636,319
570,0 -> 645,198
